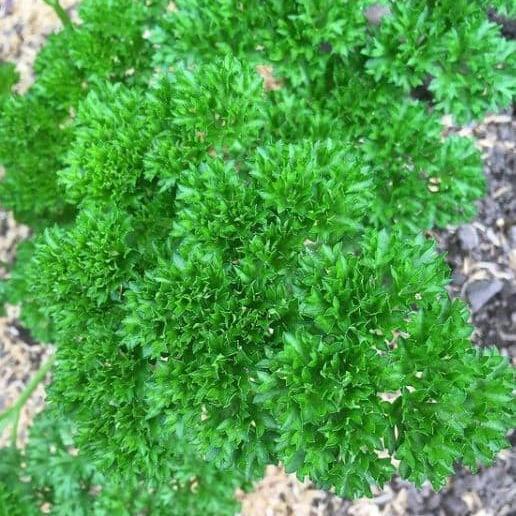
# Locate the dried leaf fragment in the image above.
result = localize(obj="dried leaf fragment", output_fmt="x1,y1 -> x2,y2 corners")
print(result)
256,64 -> 283,92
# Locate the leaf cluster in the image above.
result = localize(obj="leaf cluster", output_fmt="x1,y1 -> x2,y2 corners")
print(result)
151,0 -> 515,229
0,0 -> 514,508
0,410 -> 242,515
0,0 -> 167,229
0,62 -> 18,107
154,0 -> 516,121
15,57 -> 512,498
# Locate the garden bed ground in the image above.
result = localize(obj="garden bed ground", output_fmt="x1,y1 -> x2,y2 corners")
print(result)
0,2 -> 514,514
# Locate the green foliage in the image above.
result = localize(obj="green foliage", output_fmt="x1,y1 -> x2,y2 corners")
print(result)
0,410 -> 242,515
14,58 -> 511,498
154,0 -> 516,121
3,0 -> 514,231
363,2 -> 515,120
257,239 -> 513,494
0,94 -> 74,227
0,447 -> 37,516
4,239 -> 56,342
152,0 -> 513,229
153,0 -> 376,89
60,58 -> 265,206
0,0 -> 167,229
0,0 -> 515,508
149,0 -> 516,230
0,62 -> 18,106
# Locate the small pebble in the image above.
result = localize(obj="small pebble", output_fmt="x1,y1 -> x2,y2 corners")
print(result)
457,224 -> 479,251
452,270 -> 467,287
508,226 -> 516,248
466,279 -> 504,312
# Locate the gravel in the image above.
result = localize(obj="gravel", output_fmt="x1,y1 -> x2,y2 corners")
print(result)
457,224 -> 479,251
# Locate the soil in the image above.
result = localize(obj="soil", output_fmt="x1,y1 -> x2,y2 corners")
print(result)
488,9 -> 516,40
437,112 -> 516,363
0,2 -> 515,514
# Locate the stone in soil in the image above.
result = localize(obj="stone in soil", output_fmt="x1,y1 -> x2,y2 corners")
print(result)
466,278 -> 504,312
457,224 -> 479,251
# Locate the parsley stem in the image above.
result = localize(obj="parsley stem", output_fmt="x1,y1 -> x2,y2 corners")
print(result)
2,354 -> 56,448
10,409 -> 20,448
42,0 -> 73,28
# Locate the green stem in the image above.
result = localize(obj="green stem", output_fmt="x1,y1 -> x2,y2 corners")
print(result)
13,354 -> 55,412
42,0 -> 73,27
1,354 -> 56,447
10,410 -> 20,448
